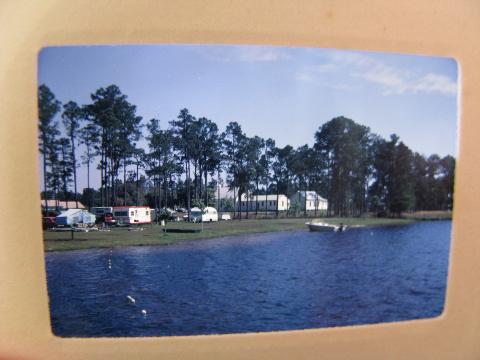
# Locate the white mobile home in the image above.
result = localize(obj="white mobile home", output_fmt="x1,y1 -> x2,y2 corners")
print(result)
55,209 -> 96,226
237,194 -> 290,212
112,206 -> 152,225
289,191 -> 328,211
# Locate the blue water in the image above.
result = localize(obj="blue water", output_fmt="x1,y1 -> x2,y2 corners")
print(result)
45,221 -> 451,337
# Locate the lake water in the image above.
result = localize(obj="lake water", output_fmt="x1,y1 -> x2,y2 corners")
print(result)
45,221 -> 451,337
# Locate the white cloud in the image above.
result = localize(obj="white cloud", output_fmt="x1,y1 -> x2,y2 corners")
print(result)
325,83 -> 355,91
309,63 -> 338,73
295,66 -> 355,91
201,46 -> 457,97
339,52 -> 457,96
295,62 -> 346,87
411,73 -> 457,96
295,72 -> 314,83
331,51 -> 373,67
235,47 -> 290,63
354,64 -> 411,95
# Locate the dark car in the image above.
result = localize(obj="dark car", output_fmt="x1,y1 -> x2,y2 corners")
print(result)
96,212 -> 116,225
42,216 -> 56,229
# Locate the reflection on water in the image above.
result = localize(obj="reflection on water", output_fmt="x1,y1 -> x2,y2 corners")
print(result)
45,221 -> 451,337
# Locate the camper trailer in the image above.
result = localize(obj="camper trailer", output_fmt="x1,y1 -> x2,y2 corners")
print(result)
188,207 -> 219,222
112,206 -> 152,225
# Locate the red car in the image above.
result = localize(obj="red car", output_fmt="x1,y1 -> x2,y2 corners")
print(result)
102,213 -> 116,225
42,216 -> 56,229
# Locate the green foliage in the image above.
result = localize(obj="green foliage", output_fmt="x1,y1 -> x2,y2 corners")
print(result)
145,118 -> 182,209
369,135 -> 415,216
62,101 -> 83,206
314,116 -> 373,216
38,84 -> 61,207
38,85 -> 61,147
85,85 -> 143,206
38,85 -> 456,219
220,198 -> 234,211
192,199 -> 205,210
223,122 -> 251,204
412,153 -> 455,211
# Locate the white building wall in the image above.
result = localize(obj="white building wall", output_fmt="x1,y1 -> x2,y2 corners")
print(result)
237,194 -> 290,211
289,191 -> 328,211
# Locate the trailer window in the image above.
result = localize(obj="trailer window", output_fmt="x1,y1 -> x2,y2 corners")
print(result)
114,211 -> 128,217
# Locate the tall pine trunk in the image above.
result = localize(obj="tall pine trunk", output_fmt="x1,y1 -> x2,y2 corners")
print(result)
193,162 -> 198,202
71,136 -> 78,208
100,149 -> 104,206
304,186 -> 308,218
123,156 -> 127,206
86,149 -> 90,190
232,186 -> 236,219
276,185 -> 279,218
204,170 -> 208,206
60,144 -> 68,206
135,162 -> 139,206
217,169 -> 220,212
237,188 -> 242,221
255,179 -> 259,215
164,176 -> 168,209
246,189 -> 249,219
265,182 -> 268,219
42,143 -> 48,213
110,156 -> 115,206
186,158 -> 191,220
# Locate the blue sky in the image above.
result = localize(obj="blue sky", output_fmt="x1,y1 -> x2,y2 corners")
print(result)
39,45 -> 458,191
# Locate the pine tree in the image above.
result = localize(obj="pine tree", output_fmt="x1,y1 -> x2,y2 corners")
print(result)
62,101 -> 83,208
38,84 -> 61,212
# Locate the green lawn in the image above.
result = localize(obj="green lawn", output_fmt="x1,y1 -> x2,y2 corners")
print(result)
43,216 -> 423,252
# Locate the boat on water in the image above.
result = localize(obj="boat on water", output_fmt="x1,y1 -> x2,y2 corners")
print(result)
306,222 -> 346,232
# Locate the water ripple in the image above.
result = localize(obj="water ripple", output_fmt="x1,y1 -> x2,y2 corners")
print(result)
45,221 -> 451,337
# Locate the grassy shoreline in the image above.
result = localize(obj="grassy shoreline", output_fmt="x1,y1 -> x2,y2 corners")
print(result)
43,214 -> 451,252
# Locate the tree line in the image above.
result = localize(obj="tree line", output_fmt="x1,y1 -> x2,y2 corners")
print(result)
39,84 -> 455,218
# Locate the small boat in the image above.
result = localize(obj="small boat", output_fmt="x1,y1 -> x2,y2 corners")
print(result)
306,222 -> 346,232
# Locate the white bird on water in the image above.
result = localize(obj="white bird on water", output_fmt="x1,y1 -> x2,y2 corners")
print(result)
127,295 -> 136,304
141,309 -> 147,316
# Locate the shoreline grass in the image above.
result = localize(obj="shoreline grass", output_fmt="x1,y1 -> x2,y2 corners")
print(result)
43,214 -> 451,252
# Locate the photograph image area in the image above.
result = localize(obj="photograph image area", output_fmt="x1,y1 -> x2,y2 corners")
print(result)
38,45 -> 457,337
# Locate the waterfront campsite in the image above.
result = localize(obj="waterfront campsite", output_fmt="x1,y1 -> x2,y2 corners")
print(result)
38,44 -> 457,337
42,213 -> 450,252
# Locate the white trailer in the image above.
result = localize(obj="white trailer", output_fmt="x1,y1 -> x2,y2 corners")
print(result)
112,206 -> 152,225
189,207 -> 219,222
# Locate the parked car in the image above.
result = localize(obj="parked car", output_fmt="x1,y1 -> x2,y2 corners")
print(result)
104,213 -> 116,224
96,212 -> 116,225
221,214 -> 231,221
157,208 -> 176,221
42,216 -> 56,229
